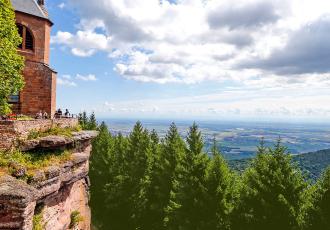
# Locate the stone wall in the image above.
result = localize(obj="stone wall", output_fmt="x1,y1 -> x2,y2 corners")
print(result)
0,118 -> 78,151
0,131 -> 97,230
19,60 -> 57,116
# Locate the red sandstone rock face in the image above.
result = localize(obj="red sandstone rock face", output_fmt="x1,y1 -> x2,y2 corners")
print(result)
0,176 -> 37,230
42,179 -> 91,230
20,131 -> 98,151
0,128 -> 97,230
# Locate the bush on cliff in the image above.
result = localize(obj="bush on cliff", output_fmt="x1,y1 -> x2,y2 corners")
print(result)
0,0 -> 25,115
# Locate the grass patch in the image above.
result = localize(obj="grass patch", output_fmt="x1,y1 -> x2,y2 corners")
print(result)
0,150 -> 72,170
69,210 -> 84,229
33,204 -> 44,230
0,149 -> 72,178
17,115 -> 34,121
28,125 -> 82,140
33,213 -> 43,230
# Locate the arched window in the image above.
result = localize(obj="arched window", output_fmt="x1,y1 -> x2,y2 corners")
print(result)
16,24 -> 34,51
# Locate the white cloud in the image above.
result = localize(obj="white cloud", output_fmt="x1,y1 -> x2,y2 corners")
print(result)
57,77 -> 77,87
53,0 -> 330,120
58,2 -> 66,9
51,0 -> 330,88
62,74 -> 72,80
57,74 -> 98,86
51,31 -> 110,57
76,74 -> 98,81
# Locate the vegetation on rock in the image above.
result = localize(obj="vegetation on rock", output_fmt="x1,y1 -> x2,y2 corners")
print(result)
0,149 -> 71,179
0,0 -> 25,115
32,204 -> 44,230
27,125 -> 82,140
69,210 -> 84,229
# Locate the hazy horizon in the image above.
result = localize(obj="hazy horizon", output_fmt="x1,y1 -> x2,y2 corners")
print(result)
97,116 -> 330,125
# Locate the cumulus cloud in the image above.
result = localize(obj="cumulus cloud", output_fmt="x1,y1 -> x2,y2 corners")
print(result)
51,0 -> 330,89
208,1 -> 280,30
51,31 -> 110,57
241,16 -> 330,75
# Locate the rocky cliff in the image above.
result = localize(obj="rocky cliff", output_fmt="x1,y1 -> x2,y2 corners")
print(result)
0,119 -> 97,230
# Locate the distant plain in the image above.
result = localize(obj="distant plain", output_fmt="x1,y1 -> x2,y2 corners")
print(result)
103,119 -> 330,160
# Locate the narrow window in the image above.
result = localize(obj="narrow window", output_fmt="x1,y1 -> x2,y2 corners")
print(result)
25,30 -> 34,50
16,24 -> 34,51
17,24 -> 23,49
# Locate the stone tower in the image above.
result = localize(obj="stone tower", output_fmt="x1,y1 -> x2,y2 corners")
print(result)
10,0 -> 56,117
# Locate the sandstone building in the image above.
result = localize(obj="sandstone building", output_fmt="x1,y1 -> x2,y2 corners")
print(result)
10,0 -> 56,116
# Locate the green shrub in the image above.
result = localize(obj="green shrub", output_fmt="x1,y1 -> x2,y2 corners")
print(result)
33,204 -> 44,230
27,125 -> 82,140
0,149 -> 72,177
69,210 -> 83,229
0,0 -> 25,115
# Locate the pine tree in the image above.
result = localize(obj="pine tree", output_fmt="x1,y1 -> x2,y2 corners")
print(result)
159,123 -> 186,229
205,137 -> 235,230
103,122 -> 152,229
134,129 -> 162,230
89,122 -> 114,229
306,167 -> 330,229
78,111 -> 88,129
88,112 -> 98,130
257,137 -> 267,154
233,140 -> 308,230
166,123 -> 209,230
103,132 -> 131,230
0,0 -> 25,115
127,122 -> 153,228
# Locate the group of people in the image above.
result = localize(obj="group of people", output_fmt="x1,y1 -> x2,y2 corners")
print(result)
0,109 -> 72,120
54,108 -> 71,118
35,108 -> 71,119
35,111 -> 49,119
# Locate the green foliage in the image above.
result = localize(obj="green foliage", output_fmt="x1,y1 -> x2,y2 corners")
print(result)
204,137 -> 237,230
69,210 -> 84,229
33,204 -> 44,230
0,149 -> 71,177
305,167 -> 330,229
27,125 -> 82,140
89,122 -> 114,229
232,139 -> 308,230
0,0 -> 25,115
89,120 -> 329,230
229,149 -> 330,180
165,122 -> 210,230
78,111 -> 97,130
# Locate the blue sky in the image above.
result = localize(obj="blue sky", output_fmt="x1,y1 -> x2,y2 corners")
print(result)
46,0 -> 330,122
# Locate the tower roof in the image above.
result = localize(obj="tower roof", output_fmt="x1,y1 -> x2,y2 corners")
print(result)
11,0 -> 49,20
